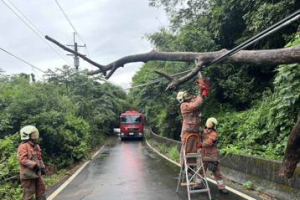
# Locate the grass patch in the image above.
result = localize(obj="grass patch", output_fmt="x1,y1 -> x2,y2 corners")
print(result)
168,146 -> 180,162
243,181 -> 254,190
147,137 -> 180,163
44,169 -> 68,187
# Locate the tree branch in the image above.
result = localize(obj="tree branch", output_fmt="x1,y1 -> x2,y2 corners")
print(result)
89,47 -> 300,78
45,35 -> 106,75
166,61 -> 206,91
154,70 -> 174,81
45,35 -> 300,177
45,35 -> 300,89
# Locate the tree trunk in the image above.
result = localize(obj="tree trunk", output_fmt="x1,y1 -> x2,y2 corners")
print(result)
280,116 -> 300,178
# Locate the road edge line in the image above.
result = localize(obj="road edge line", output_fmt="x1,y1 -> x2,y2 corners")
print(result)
47,146 -> 105,200
145,139 -> 256,200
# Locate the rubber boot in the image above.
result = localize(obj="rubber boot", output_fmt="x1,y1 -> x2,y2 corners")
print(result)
219,188 -> 229,194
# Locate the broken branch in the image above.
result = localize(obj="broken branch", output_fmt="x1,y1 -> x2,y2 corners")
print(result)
45,35 -> 300,90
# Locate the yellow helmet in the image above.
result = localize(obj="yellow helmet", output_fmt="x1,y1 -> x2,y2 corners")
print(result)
20,125 -> 39,141
206,117 -> 218,128
176,91 -> 190,103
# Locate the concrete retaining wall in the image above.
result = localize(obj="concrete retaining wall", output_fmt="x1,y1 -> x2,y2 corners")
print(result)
148,129 -> 300,199
221,154 -> 300,189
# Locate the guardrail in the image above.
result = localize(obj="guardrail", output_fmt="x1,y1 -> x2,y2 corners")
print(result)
147,128 -> 300,199
148,127 -> 181,150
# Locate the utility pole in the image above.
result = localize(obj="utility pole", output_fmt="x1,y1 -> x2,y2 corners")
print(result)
66,32 -> 86,70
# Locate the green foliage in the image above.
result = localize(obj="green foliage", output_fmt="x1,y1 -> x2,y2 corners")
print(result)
168,146 -> 180,162
0,181 -> 21,200
159,143 -> 168,154
267,34 -> 300,137
0,134 -> 21,200
243,181 -> 254,190
0,134 -> 19,181
0,66 -> 127,199
147,0 -> 298,108
44,169 -> 68,187
147,138 -> 180,162
128,61 -> 189,139
130,0 -> 299,160
217,35 -> 300,159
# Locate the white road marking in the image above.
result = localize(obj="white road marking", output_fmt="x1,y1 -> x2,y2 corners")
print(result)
145,140 -> 257,200
47,146 -> 105,200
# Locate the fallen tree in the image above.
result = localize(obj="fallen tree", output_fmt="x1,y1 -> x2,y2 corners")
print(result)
46,35 -> 300,90
46,35 -> 300,177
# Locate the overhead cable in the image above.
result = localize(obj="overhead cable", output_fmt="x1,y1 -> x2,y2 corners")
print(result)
54,0 -> 90,57
125,69 -> 192,90
126,9 -> 300,90
1,0 -> 72,64
0,47 -> 45,73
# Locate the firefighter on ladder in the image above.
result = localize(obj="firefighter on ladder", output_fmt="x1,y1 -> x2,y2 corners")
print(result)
18,125 -> 46,200
177,77 -> 210,142
198,117 -> 229,194
176,76 -> 209,189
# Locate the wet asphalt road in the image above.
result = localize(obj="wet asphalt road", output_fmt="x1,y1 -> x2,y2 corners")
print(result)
53,140 -> 246,200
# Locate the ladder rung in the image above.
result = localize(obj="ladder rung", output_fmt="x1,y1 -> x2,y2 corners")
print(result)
190,188 -> 210,194
186,163 -> 197,166
180,182 -> 197,186
186,153 -> 200,158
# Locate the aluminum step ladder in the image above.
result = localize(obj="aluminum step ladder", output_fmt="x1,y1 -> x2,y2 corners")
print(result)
176,134 -> 212,200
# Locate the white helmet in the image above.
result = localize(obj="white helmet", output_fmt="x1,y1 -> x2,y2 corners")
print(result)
177,91 -> 190,103
20,125 -> 39,141
206,117 -> 218,128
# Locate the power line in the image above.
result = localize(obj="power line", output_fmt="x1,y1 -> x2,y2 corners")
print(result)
0,47 -> 45,73
54,0 -> 90,57
126,10 -> 300,90
1,0 -> 72,64
125,69 -> 192,90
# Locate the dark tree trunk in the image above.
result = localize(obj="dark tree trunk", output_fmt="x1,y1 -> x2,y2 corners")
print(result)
280,116 -> 300,178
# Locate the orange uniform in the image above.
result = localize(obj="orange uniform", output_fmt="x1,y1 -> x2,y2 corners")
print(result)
201,128 -> 219,161
180,96 -> 204,166
18,141 -> 46,200
200,128 -> 225,189
180,96 -> 204,142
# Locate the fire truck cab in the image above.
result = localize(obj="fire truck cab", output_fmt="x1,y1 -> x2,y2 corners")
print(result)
120,110 -> 145,140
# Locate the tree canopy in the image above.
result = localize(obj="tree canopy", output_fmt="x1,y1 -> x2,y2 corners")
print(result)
0,67 -> 127,199
129,0 -> 299,165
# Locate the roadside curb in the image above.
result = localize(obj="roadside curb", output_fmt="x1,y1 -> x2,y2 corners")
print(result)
145,139 -> 257,200
47,146 -> 105,200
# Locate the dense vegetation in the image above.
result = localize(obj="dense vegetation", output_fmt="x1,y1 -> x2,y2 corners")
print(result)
0,1 -> 299,199
129,0 -> 299,159
0,66 -> 127,199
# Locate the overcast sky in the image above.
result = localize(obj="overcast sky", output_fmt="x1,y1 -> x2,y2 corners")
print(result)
0,0 -> 169,88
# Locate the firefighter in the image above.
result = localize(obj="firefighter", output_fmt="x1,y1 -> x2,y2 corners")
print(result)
18,125 -> 46,200
177,78 -> 209,189
198,117 -> 228,194
177,77 -> 209,143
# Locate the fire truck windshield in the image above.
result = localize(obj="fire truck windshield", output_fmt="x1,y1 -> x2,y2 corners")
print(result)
121,115 -> 142,124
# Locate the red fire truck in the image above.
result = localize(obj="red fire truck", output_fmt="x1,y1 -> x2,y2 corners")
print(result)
120,110 -> 146,140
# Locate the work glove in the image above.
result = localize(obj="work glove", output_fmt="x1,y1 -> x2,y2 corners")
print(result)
34,164 -> 41,175
196,78 -> 210,98
41,168 -> 46,175
196,143 -> 202,149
